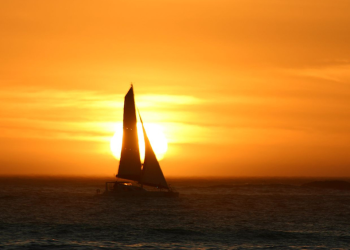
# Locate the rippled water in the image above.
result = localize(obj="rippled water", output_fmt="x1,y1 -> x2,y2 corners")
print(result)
0,177 -> 350,249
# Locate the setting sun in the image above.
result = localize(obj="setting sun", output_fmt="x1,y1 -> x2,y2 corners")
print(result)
110,122 -> 168,161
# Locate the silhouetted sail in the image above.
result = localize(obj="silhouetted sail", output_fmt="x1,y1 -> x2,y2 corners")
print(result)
117,86 -> 142,182
138,112 -> 168,189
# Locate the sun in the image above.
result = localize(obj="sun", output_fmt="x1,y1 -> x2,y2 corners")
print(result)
110,122 -> 168,161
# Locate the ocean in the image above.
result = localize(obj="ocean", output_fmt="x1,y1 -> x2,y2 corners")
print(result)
0,177 -> 349,249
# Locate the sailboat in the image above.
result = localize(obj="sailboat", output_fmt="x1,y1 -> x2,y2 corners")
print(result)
103,85 -> 179,197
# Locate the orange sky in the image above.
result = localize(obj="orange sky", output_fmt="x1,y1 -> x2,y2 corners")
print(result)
1,0 -> 350,177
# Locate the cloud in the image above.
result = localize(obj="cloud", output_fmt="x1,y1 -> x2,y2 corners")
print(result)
292,63 -> 350,84
0,87 -> 204,143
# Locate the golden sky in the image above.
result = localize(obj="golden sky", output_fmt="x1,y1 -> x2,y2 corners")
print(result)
1,0 -> 350,176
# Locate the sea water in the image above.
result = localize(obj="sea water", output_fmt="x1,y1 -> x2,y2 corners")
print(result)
0,177 -> 350,249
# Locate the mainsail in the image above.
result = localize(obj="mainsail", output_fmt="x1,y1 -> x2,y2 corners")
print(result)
117,86 -> 142,181
138,112 -> 168,189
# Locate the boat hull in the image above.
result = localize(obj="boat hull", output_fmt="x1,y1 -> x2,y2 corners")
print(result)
103,190 -> 179,198
100,181 -> 179,198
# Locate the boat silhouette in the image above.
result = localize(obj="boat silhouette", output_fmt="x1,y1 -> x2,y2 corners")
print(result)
103,85 -> 179,197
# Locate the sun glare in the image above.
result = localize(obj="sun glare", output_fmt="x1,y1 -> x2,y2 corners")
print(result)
110,123 -> 168,161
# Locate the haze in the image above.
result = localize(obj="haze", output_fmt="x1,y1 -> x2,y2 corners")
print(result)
1,0 -> 350,177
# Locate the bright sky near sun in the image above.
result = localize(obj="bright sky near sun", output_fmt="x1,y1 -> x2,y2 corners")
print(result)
1,0 -> 350,177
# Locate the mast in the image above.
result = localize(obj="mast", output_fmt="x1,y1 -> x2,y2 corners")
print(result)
116,85 -> 142,182
138,111 -> 168,189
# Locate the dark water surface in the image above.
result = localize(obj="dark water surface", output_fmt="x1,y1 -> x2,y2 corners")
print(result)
0,177 -> 350,249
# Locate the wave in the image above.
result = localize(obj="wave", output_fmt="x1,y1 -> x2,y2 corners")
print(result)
182,184 -> 299,190
0,195 -> 17,200
150,228 -> 205,236
302,180 -> 350,190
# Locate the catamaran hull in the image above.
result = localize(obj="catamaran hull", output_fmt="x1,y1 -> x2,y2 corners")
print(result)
102,190 -> 179,198
101,181 -> 179,198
